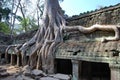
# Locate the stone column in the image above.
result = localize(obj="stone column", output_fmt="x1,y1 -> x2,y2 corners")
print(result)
17,54 -> 20,66
109,64 -> 120,80
72,59 -> 81,80
11,54 -> 15,65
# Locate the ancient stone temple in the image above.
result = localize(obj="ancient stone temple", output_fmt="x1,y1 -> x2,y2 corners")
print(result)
0,3 -> 120,80
55,3 -> 120,80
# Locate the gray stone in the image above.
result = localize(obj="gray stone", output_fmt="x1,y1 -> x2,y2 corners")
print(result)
52,73 -> 71,80
0,72 -> 9,77
13,73 -> 20,78
40,77 -> 59,80
16,75 -> 34,80
0,58 -> 6,64
22,65 -> 36,78
0,68 -> 6,72
32,69 -> 47,77
23,69 -> 31,76
22,65 -> 31,71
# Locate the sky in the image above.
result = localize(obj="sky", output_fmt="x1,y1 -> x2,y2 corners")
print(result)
60,0 -> 120,16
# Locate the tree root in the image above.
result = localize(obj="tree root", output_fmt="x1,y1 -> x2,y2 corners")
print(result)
5,0 -> 120,74
64,24 -> 120,42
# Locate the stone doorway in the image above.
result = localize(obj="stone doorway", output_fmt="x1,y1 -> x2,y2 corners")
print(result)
80,61 -> 110,80
55,59 -> 72,75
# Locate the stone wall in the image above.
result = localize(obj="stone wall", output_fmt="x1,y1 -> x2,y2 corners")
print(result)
67,3 -> 120,27
0,32 -> 12,45
0,3 -> 120,46
0,32 -> 11,55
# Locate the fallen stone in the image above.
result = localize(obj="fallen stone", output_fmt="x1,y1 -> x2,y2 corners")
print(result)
0,68 -> 6,72
22,65 -> 31,71
23,70 -> 31,76
0,75 -> 16,80
16,75 -> 34,80
40,77 -> 59,80
14,73 -> 20,78
0,72 -> 9,77
35,76 -> 42,80
52,73 -> 71,80
32,69 -> 47,77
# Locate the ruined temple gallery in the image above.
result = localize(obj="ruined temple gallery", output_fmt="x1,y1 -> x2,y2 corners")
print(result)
0,2 -> 120,80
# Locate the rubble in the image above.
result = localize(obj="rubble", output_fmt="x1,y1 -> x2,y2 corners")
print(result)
22,65 -> 31,71
32,69 -> 47,77
0,65 -> 72,80
16,75 -> 34,80
51,73 -> 71,80
0,72 -> 9,77
40,77 -> 59,80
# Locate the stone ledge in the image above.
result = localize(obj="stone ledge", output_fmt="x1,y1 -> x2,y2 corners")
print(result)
55,56 -> 118,64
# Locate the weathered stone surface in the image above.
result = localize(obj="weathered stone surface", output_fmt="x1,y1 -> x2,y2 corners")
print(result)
23,69 -> 32,77
13,73 -> 21,78
22,65 -> 31,71
0,72 -> 9,77
0,68 -> 6,72
51,73 -> 71,80
16,75 -> 34,80
0,58 -> 6,64
32,69 -> 47,77
0,67 -> 9,78
0,76 -> 16,80
67,3 -> 120,26
40,77 -> 59,80
109,64 -> 120,80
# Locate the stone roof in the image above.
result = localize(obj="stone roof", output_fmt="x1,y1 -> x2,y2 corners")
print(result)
55,41 -> 120,63
67,3 -> 120,21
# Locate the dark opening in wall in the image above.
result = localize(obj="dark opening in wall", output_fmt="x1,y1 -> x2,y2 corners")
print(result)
7,54 -> 11,63
0,53 -> 6,64
3,54 -> 11,64
55,59 -> 72,75
81,61 -> 110,80
1,54 -> 5,58
17,54 -> 22,66
11,54 -> 17,65
26,56 -> 29,64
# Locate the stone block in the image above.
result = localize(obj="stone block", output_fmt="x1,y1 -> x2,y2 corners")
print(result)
32,69 -> 47,77
51,73 -> 71,80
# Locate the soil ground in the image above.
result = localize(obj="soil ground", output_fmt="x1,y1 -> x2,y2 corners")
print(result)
0,64 -> 22,80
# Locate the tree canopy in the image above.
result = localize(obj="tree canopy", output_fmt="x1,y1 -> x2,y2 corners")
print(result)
0,0 -> 11,34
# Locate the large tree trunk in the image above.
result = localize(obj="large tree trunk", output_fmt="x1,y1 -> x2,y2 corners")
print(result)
19,0 -> 65,74
7,0 -> 120,74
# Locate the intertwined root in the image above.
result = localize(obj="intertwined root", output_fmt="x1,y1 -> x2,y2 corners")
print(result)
64,24 -> 120,42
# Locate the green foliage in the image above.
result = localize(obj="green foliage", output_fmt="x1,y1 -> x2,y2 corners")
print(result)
16,16 -> 23,21
15,16 -> 38,34
20,17 -> 30,31
0,7 -> 11,21
29,18 -> 38,30
0,22 -> 11,34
